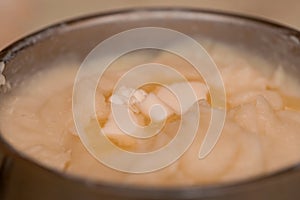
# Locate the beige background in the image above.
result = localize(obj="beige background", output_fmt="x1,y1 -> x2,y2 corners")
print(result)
0,0 -> 300,49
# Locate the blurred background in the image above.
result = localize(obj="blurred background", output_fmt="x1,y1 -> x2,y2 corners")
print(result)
0,0 -> 300,50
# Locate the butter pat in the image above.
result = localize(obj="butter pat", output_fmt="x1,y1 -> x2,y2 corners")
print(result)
109,86 -> 135,105
156,81 -> 208,114
134,93 -> 174,122
110,86 -> 173,122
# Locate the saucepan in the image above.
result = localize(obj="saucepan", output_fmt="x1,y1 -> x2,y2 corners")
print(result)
0,8 -> 300,200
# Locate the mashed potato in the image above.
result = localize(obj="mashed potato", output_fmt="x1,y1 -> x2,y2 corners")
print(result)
0,39 -> 300,186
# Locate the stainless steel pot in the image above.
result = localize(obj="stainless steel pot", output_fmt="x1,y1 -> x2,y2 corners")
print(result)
0,8 -> 300,200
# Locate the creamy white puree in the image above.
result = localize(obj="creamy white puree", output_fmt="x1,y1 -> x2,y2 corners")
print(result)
1,40 -> 300,186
